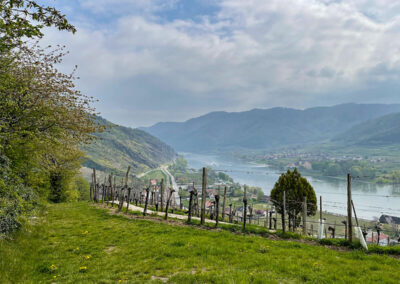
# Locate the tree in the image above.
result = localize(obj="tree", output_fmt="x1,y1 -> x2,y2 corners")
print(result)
0,0 -> 76,51
270,168 -> 317,229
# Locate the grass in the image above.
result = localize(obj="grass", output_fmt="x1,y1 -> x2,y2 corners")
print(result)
2,202 -> 400,283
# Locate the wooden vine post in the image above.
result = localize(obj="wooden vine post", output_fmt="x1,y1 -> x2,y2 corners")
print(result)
282,191 -> 286,233
222,185 -> 227,221
118,166 -> 130,212
165,188 -> 176,220
93,168 -> 98,203
229,204 -> 233,223
200,167 -> 207,225
160,179 -> 165,212
188,182 -> 197,223
215,194 -> 220,227
109,174 -> 114,207
347,173 -> 353,242
143,187 -> 150,216
303,196 -> 307,235
243,186 -> 247,231
126,187 -> 132,213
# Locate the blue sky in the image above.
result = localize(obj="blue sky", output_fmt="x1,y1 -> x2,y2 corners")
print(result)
39,0 -> 400,127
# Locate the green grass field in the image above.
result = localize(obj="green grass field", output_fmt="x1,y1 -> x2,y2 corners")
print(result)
1,202 -> 400,283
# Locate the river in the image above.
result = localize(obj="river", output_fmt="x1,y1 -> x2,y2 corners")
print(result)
181,152 -> 400,220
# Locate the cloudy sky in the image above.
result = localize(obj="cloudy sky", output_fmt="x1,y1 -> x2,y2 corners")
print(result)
39,0 -> 400,127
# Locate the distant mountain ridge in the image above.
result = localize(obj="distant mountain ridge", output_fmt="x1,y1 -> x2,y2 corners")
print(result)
333,112 -> 400,146
143,103 -> 400,152
83,117 -> 177,174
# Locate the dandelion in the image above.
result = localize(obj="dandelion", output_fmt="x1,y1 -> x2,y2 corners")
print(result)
85,255 -> 91,259
82,230 -> 88,235
79,266 -> 88,273
53,276 -> 57,279
50,264 -> 57,272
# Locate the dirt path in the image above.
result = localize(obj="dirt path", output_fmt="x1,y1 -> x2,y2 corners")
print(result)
113,201 -> 229,225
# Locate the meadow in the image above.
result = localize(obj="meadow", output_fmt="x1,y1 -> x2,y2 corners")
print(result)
1,202 -> 400,283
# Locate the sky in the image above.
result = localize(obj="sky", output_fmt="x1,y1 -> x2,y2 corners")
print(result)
38,0 -> 400,127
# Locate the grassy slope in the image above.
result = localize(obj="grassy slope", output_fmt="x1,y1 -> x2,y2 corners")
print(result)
1,203 -> 400,283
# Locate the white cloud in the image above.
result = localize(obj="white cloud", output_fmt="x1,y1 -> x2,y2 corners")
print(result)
42,0 -> 400,126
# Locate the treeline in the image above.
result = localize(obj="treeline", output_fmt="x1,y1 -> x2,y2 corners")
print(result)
0,1 -> 100,235
311,160 -> 376,178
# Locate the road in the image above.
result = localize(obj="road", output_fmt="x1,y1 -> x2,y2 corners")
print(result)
161,166 -> 180,207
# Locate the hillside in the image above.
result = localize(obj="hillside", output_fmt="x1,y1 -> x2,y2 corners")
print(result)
333,112 -> 400,146
83,117 -> 177,174
2,202 -> 400,283
143,103 -> 400,152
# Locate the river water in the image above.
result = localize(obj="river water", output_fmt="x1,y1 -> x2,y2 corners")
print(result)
181,152 -> 400,220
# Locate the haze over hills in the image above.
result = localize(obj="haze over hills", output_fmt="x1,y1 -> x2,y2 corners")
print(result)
83,117 -> 177,174
143,103 -> 400,152
333,112 -> 400,146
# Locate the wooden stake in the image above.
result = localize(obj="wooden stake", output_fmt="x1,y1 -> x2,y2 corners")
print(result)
165,188 -> 175,220
243,186 -> 247,231
347,173 -> 353,242
303,196 -> 307,235
282,191 -> 286,233
143,187 -> 150,216
160,178 -> 165,212
222,186 -> 227,221
200,167 -> 207,225
215,194 -> 220,227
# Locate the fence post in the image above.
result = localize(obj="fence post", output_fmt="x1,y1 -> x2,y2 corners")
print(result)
347,173 -> 353,242
200,167 -> 207,225
282,191 -> 286,233
303,196 -> 307,235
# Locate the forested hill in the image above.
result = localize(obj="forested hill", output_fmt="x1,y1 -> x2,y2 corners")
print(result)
333,112 -> 400,146
83,117 -> 177,174
143,103 -> 400,152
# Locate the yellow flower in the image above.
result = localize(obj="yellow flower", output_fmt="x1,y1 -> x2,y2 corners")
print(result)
79,266 -> 88,273
82,230 -> 88,235
85,255 -> 91,259
50,264 -> 57,271
118,280 -> 122,283
53,276 -> 57,279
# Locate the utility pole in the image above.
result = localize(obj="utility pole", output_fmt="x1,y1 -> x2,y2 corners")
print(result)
200,167 -> 207,225
347,173 -> 353,242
